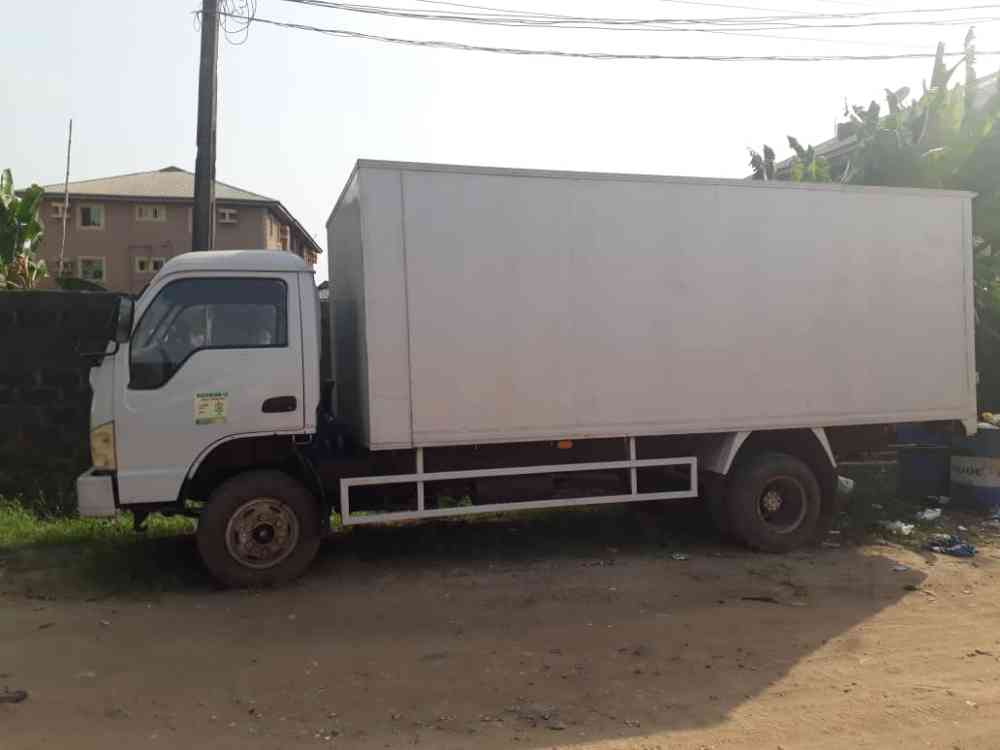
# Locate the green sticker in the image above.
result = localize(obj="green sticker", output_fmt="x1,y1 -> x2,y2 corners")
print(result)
194,391 -> 228,425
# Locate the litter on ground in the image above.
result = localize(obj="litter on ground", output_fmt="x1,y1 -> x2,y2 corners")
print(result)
880,521 -> 915,536
924,534 -> 976,558
916,508 -> 943,522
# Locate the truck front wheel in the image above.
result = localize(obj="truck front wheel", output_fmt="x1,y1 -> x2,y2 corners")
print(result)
197,470 -> 321,587
726,452 -> 822,553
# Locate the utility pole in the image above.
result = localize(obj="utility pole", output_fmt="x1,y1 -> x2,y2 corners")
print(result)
59,118 -> 73,272
192,0 -> 219,251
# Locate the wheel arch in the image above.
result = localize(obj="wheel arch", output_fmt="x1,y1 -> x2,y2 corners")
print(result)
699,427 -> 837,501
180,433 -> 326,516
739,424 -> 833,474
701,428 -> 834,473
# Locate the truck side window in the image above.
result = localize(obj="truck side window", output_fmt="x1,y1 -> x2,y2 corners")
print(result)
129,278 -> 287,390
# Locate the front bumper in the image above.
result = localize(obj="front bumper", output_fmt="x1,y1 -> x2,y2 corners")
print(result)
76,469 -> 117,517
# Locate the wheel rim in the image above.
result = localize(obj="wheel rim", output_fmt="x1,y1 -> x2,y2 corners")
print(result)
224,498 -> 300,569
755,475 -> 808,534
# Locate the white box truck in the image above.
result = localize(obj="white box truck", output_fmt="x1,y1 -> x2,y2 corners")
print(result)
77,161 -> 977,586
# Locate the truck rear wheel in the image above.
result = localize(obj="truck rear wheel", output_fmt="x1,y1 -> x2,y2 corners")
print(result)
726,452 -> 821,553
197,470 -> 321,587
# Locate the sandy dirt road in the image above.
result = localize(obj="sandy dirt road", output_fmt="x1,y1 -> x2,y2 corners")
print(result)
2,507 -> 1000,750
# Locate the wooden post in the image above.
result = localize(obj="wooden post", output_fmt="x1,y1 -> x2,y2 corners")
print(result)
192,0 -> 219,251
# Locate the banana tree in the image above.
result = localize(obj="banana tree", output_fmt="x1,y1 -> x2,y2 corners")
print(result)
748,145 -> 775,180
786,136 -> 831,183
0,168 -> 48,289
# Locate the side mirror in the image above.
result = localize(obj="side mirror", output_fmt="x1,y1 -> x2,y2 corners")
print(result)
115,296 -> 134,344
79,295 -> 134,363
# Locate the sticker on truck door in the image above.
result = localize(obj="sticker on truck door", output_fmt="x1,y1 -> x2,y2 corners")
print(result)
194,391 -> 228,425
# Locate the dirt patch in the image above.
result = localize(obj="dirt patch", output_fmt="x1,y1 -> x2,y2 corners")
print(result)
2,500 -> 1000,749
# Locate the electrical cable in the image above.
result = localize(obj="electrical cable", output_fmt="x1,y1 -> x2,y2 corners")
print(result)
222,11 -> 1000,62
273,0 -> 1000,30
383,0 -> 963,49
219,0 -> 257,44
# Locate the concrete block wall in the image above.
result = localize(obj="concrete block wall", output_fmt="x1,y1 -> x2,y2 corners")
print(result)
0,291 -> 119,515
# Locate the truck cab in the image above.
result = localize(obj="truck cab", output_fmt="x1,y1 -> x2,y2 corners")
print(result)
78,251 -> 325,584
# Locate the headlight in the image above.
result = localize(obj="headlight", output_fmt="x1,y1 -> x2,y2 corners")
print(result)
91,422 -> 116,470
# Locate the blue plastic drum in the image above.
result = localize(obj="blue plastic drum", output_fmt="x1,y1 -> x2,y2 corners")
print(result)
951,429 -> 1000,509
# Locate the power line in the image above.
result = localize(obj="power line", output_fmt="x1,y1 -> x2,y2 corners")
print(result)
276,0 -> 1000,25
654,0 -> 866,12
391,0 -> 958,49
703,28 -> 932,50
227,12 -> 1000,61
219,0 -> 257,43
654,0 -> 824,12
411,0 -> 568,18
272,1 -> 1000,33
414,0 -> 860,16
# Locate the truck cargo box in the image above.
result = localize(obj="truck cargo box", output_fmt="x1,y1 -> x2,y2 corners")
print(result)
327,160 -> 976,450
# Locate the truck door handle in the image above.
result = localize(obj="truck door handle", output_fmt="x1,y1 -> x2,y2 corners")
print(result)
262,396 -> 297,413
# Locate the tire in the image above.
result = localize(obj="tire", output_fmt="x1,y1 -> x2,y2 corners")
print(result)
197,470 -> 321,587
725,452 -> 822,553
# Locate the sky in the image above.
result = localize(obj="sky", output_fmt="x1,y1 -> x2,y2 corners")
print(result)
4,0 -> 998,283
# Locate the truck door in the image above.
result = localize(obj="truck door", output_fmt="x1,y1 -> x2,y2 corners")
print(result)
115,273 -> 306,505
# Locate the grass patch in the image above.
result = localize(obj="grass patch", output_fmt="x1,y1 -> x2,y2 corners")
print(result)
0,498 -> 204,597
0,500 -> 193,548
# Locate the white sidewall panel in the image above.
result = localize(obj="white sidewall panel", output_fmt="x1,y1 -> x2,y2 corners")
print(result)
336,163 -> 976,448
360,168 -> 414,448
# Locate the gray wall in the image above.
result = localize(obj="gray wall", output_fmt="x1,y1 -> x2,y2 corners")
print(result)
0,291 -> 118,514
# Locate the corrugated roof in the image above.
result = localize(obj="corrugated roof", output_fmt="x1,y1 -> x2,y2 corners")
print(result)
41,166 -> 273,202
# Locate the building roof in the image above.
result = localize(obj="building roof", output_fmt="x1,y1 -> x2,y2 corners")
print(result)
161,250 -> 312,276
42,166 -> 322,254
42,166 -> 273,202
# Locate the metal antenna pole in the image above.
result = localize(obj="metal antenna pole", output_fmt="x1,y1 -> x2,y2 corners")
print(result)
58,118 -> 72,272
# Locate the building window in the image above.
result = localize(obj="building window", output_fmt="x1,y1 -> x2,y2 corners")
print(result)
51,202 -> 68,220
55,257 -> 75,277
78,257 -> 106,283
136,204 -> 167,222
135,256 -> 167,274
218,208 -> 238,224
78,204 -> 105,230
